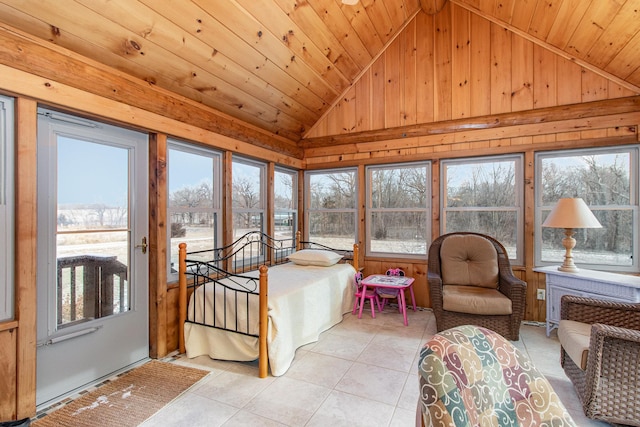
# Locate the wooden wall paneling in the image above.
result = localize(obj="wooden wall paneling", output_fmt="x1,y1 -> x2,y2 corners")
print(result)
582,70 -> 609,102
452,6 -> 471,119
385,36 -> 402,128
434,1 -> 453,122
490,0 -> 515,24
342,86 -> 357,133
355,70 -> 372,132
15,97 -> 38,418
326,98 -> 342,136
469,12 -> 491,117
490,23 -> 512,114
148,133 -> 168,359
609,80 -> 638,99
371,56 -> 387,130
339,0 -> 384,58
511,36 -> 534,111
164,286 -> 179,352
556,58 -> 582,105
532,43 -> 557,108
415,11 -> 435,124
402,19 -> 417,126
0,325 -> 17,419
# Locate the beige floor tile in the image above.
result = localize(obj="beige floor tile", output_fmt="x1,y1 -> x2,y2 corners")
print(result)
334,361 -> 409,406
305,390 -> 395,427
244,376 -> 331,425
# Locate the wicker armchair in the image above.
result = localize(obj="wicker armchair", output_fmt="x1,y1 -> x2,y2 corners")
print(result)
559,295 -> 640,425
427,232 -> 526,341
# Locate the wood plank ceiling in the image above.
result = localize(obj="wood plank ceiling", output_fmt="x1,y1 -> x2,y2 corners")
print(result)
0,0 -> 639,148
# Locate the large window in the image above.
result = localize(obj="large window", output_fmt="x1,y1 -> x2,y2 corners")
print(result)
305,168 -> 357,250
366,162 -> 431,256
168,141 -> 221,276
0,95 -> 14,321
536,146 -> 639,272
441,155 -> 523,263
274,167 -> 297,245
232,157 -> 265,238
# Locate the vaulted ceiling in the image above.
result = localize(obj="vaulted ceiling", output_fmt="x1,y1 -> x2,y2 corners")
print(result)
1,0 -> 639,145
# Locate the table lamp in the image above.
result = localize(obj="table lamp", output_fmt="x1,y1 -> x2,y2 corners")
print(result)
542,197 -> 602,273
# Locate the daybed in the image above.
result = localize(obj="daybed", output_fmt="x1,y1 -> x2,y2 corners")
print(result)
178,231 -> 357,377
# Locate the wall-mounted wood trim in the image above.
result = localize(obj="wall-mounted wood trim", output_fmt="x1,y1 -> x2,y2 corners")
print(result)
148,133 -> 168,359
15,97 -> 38,418
302,96 -> 640,148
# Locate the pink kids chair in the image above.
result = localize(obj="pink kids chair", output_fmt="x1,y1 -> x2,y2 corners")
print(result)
353,271 -> 381,318
376,268 -> 405,312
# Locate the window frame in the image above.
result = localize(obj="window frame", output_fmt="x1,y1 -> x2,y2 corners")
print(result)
304,167 -> 358,250
232,156 -> 266,238
166,139 -> 222,281
535,145 -> 639,273
365,161 -> 431,258
274,166 -> 298,238
440,154 -> 524,265
0,95 -> 14,322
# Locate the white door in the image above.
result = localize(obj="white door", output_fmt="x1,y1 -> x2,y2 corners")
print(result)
36,110 -> 149,408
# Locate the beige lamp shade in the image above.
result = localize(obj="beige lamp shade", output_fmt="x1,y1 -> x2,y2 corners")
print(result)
542,197 -> 602,229
542,198 -> 602,272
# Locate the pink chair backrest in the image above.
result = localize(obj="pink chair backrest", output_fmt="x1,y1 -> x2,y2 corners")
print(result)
354,271 -> 363,289
386,268 -> 405,276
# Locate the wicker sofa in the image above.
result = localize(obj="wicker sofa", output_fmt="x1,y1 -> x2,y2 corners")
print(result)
417,325 -> 576,427
558,295 -> 640,425
427,232 -> 527,341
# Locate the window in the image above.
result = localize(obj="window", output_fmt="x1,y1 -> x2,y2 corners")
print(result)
0,95 -> 14,321
274,167 -> 297,246
305,168 -> 357,250
536,146 -> 639,272
232,157 -> 265,239
366,162 -> 431,256
441,155 -> 524,263
168,141 -> 221,276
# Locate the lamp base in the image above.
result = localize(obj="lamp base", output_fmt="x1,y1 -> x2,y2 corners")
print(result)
558,264 -> 579,273
559,228 -> 579,273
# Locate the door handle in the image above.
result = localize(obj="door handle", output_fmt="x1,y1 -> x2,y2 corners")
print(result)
136,236 -> 147,254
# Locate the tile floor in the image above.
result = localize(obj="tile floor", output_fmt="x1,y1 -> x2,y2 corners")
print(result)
135,308 -> 610,427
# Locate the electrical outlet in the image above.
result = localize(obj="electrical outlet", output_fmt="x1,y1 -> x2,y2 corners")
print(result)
536,289 -> 546,300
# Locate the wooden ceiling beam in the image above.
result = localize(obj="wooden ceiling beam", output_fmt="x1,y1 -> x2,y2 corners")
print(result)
300,96 -> 640,147
0,23 -> 304,159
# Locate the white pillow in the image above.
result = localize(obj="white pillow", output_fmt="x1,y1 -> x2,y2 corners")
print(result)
287,249 -> 343,267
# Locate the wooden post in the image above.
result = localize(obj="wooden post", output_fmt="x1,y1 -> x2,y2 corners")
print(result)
258,265 -> 269,378
178,243 -> 187,354
353,243 -> 359,271
295,230 -> 302,251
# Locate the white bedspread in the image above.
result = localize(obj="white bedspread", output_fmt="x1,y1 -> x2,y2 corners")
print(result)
183,262 -> 355,376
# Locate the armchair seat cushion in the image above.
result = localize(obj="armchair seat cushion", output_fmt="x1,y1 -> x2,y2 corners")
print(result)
558,319 -> 591,370
443,285 -> 512,315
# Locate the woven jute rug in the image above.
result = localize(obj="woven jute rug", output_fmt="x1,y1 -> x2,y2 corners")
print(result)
32,360 -> 209,427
